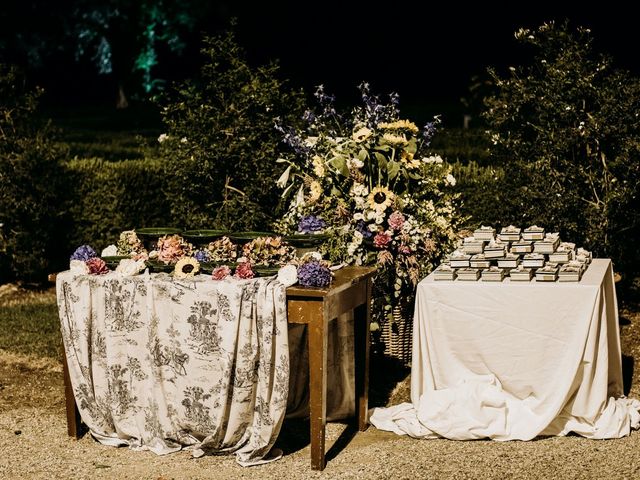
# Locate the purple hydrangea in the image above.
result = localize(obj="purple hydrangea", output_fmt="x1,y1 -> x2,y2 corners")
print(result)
70,245 -> 97,262
297,215 -> 326,234
194,250 -> 211,263
355,220 -> 373,239
297,261 -> 332,287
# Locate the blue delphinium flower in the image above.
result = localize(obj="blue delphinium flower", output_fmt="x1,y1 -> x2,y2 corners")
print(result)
297,215 -> 327,234
297,260 -> 332,287
422,117 -> 440,147
355,220 -> 373,239
70,245 -> 97,262
194,250 -> 211,263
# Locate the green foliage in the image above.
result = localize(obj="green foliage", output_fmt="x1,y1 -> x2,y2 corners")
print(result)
0,65 -> 65,283
483,22 -> 640,272
64,157 -> 169,252
158,30 -> 306,231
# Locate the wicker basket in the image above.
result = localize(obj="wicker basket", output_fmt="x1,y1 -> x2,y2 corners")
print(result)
381,304 -> 413,366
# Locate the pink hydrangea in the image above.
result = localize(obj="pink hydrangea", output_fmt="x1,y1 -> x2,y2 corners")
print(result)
235,262 -> 254,279
86,257 -> 109,275
157,235 -> 187,264
211,265 -> 232,280
388,211 -> 405,231
373,231 -> 392,249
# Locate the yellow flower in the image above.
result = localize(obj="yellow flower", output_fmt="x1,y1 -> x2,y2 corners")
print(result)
377,119 -> 419,134
367,186 -> 394,213
173,257 -> 200,279
309,180 -> 322,203
352,126 -> 373,142
382,132 -> 408,146
312,155 -> 325,177
400,150 -> 421,169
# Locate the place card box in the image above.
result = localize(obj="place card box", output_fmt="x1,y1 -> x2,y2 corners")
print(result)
470,254 -> 491,269
484,246 -> 506,259
449,255 -> 471,268
434,266 -> 456,281
522,254 -> 545,268
481,268 -> 505,282
558,265 -> 582,282
522,227 -> 545,241
463,240 -> 485,255
577,248 -> 592,262
497,255 -> 520,269
498,226 -> 521,242
456,268 -> 481,281
548,250 -> 572,263
535,267 -> 558,282
473,227 -> 496,241
533,241 -> 557,254
511,241 -> 533,254
510,268 -> 534,281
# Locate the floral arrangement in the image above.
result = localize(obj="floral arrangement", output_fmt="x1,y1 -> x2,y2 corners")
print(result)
205,236 -> 238,263
242,236 -> 295,266
296,254 -> 332,287
153,234 -> 194,265
210,261 -> 254,280
275,83 -> 460,329
69,245 -> 109,275
116,230 -> 145,257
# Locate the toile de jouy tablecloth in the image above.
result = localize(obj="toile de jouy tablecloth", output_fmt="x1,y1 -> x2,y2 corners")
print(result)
56,270 -> 290,466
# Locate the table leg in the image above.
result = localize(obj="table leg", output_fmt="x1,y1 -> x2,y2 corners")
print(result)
61,347 -> 82,438
308,301 -> 328,470
354,279 -> 371,431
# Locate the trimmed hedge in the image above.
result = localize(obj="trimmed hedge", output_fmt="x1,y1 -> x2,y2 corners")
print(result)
63,157 -> 169,253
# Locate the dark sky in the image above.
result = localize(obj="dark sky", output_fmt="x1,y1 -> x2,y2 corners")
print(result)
2,1 -> 639,123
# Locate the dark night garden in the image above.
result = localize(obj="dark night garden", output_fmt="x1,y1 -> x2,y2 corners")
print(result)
1,2 -> 640,478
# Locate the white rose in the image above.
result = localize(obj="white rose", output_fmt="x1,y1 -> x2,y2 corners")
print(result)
116,259 -> 146,277
366,211 -> 376,221
353,231 -> 363,244
101,245 -> 118,257
277,264 -> 298,287
69,260 -> 89,275
368,223 -> 378,232
353,213 -> 365,221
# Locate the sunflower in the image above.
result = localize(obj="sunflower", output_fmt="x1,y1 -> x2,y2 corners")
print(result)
382,132 -> 408,147
378,119 -> 419,133
367,186 -> 394,213
352,126 -> 373,142
174,257 -> 200,279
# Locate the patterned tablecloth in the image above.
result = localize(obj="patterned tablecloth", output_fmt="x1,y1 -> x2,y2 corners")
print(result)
57,270 -> 290,466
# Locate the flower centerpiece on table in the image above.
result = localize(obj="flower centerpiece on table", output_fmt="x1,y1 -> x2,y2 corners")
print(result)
152,234 -> 193,265
242,236 -> 295,266
69,245 -> 109,275
274,83 -> 460,333
116,230 -> 146,257
205,236 -> 238,263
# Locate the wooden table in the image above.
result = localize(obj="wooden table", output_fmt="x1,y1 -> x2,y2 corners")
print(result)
56,266 -> 375,471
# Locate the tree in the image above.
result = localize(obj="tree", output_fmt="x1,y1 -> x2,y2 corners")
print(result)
482,21 -> 640,273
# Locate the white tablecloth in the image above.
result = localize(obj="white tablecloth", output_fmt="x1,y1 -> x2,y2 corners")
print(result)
371,259 -> 640,440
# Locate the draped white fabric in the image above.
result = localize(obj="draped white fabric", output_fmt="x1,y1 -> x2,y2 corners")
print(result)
57,271 -> 290,466
371,259 -> 640,440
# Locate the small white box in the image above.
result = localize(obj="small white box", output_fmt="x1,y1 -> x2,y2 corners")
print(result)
522,225 -> 545,241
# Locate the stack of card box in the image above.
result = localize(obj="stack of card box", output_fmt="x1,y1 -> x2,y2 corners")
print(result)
431,224 -> 593,283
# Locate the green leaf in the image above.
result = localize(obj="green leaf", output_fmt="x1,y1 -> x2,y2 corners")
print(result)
358,149 -> 368,162
388,160 -> 400,181
328,155 -> 349,177
375,152 -> 388,171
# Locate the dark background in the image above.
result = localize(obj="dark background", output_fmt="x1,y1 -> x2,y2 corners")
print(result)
1,1 -> 638,123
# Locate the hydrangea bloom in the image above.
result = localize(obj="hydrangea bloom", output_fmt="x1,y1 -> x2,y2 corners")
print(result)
297,215 -> 327,234
235,262 -> 254,279
212,265 -> 232,280
86,257 -> 109,275
373,232 -> 392,248
297,260 -> 331,287
70,245 -> 97,262
194,250 -> 211,263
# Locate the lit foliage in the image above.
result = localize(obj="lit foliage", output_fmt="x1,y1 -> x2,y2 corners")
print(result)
158,30 -> 306,231
483,21 -> 640,272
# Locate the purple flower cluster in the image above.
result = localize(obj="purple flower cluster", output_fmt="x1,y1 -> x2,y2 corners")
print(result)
358,82 -> 398,129
422,120 -> 439,146
70,245 -> 97,261
355,220 -> 373,239
194,250 -> 211,263
274,120 -> 311,156
297,215 -> 326,234
297,261 -> 332,287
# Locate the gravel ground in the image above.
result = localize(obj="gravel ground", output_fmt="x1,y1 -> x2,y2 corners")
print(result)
1,297 -> 639,479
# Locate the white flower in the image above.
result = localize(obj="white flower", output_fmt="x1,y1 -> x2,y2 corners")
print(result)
277,264 -> 298,287
157,133 -> 169,143
347,157 -> 364,170
366,210 -> 377,221
368,223 -> 378,232
353,231 -> 363,244
347,243 -> 358,256
351,182 -> 369,197
116,258 -> 146,277
180,137 -> 188,143
300,251 -> 323,262
101,245 -> 118,257
353,213 -> 365,221
445,173 -> 457,186
304,136 -> 319,147
69,260 -> 89,275
423,155 -> 444,164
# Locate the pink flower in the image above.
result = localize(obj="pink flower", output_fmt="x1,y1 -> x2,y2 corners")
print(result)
86,257 -> 109,275
399,244 -> 412,254
373,232 -> 392,249
235,262 -> 254,279
157,235 -> 188,264
211,265 -> 232,280
388,211 -> 405,231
